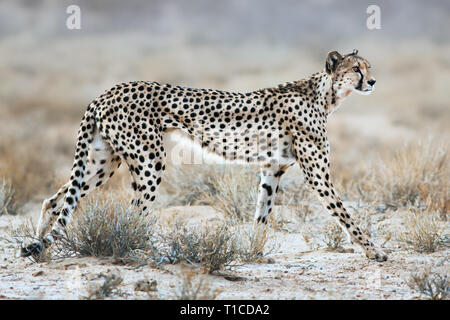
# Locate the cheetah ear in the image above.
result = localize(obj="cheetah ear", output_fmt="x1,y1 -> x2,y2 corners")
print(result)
325,51 -> 343,74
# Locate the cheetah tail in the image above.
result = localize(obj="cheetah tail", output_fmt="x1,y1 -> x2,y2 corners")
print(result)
68,104 -> 97,196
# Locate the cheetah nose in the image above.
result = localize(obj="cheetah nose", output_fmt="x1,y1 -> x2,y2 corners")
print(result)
367,79 -> 376,86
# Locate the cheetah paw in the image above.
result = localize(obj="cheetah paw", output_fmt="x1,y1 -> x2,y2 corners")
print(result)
366,249 -> 388,262
20,242 -> 44,259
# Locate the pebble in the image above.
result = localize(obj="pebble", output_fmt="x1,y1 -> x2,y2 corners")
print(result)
32,270 -> 44,277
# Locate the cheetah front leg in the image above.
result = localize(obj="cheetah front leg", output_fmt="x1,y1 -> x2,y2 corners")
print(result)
293,137 -> 387,262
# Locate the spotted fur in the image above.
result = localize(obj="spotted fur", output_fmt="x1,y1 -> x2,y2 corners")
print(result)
22,50 -> 387,262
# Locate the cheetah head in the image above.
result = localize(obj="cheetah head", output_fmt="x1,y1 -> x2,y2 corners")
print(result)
325,49 -> 376,96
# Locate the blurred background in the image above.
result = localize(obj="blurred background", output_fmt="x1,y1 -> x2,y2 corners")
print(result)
0,0 -> 449,207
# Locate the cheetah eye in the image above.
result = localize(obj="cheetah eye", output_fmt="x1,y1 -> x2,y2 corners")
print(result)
352,66 -> 360,72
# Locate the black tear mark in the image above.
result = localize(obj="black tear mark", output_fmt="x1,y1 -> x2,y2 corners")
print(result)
274,170 -> 285,177
356,68 -> 364,91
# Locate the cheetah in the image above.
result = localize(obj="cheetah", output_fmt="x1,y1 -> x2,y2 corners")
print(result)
22,49 -> 388,262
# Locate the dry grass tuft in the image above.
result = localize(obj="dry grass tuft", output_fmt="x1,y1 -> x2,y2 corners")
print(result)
235,224 -> 275,262
321,221 -> 346,251
0,179 -> 20,215
0,139 -> 55,209
85,272 -> 124,300
162,165 -> 221,206
302,220 -> 363,252
408,269 -> 449,300
301,226 -> 320,251
396,210 -> 448,253
154,218 -> 276,272
163,164 -> 259,222
359,141 -> 449,214
156,220 -> 238,273
204,166 -> 258,222
175,269 -> 221,300
302,221 -> 346,252
62,197 -> 156,260
134,279 -> 158,293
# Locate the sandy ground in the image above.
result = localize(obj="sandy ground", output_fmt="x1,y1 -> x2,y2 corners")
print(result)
0,202 -> 447,300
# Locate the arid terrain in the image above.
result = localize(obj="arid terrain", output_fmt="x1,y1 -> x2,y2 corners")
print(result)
0,201 -> 449,300
0,0 -> 449,300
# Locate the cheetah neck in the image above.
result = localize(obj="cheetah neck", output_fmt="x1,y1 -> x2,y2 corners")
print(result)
257,70 -> 351,117
292,70 -> 350,117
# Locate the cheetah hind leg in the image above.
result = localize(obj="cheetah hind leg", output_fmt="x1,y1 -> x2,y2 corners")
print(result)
34,134 -> 120,238
21,188 -> 67,259
22,133 -> 121,259
35,183 -> 71,239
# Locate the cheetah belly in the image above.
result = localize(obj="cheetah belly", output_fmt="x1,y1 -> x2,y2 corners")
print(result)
165,127 -> 296,167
